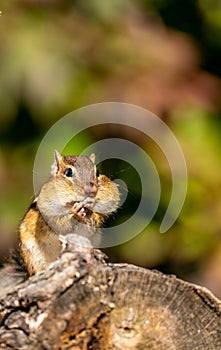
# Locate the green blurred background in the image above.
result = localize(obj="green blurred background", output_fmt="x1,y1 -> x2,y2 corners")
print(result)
1,0 -> 221,296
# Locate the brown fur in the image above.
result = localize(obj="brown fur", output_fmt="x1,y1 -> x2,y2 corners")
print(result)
18,151 -> 120,275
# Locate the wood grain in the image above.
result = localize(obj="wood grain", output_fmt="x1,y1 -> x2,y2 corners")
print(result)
0,241 -> 221,349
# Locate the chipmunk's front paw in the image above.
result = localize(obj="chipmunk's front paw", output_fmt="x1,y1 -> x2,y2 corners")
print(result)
72,202 -> 87,218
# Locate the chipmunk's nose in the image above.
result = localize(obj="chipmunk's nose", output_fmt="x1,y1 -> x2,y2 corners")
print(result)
84,182 -> 98,197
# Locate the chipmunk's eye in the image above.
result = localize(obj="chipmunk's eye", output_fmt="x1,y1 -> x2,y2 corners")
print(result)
64,168 -> 73,177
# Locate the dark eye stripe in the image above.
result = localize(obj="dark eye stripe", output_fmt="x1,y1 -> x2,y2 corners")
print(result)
64,168 -> 73,177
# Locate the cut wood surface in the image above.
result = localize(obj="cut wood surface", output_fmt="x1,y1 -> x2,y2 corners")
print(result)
0,240 -> 221,349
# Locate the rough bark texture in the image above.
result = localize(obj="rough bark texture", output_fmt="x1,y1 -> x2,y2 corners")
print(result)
0,240 -> 221,350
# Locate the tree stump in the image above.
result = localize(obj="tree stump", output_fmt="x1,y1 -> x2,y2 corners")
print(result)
0,240 -> 221,349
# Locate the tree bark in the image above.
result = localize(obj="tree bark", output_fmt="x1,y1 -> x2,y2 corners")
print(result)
0,240 -> 221,350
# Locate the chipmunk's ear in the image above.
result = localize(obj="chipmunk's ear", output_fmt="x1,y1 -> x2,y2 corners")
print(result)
51,150 -> 63,176
89,153 -> 96,164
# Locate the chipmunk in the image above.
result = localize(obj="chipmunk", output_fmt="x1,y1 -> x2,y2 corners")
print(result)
18,150 -> 120,276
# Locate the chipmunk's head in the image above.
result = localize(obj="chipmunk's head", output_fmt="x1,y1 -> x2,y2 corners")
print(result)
49,150 -> 120,217
51,150 -> 98,199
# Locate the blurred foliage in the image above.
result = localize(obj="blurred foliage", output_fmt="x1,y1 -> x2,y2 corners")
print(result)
1,0 -> 221,296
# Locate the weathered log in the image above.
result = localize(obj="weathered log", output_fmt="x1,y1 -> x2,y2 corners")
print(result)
0,239 -> 221,350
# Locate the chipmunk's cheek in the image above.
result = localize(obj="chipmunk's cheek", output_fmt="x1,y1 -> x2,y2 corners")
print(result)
94,193 -> 120,213
93,201 -> 109,214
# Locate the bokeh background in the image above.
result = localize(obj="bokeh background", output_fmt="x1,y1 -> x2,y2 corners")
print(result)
1,1 -> 221,296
